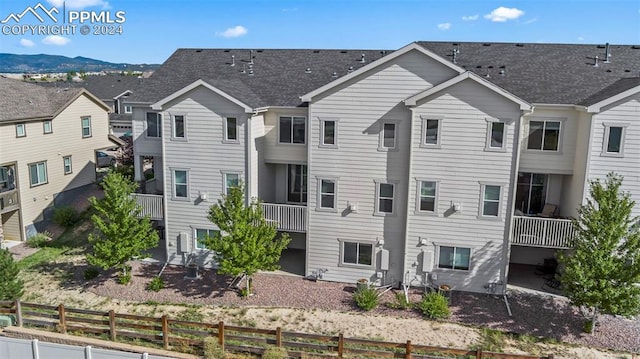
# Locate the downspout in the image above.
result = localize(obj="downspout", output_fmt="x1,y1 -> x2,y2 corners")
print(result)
500,105 -> 534,316
580,109 -> 596,208
245,113 -> 252,207
161,109 -> 170,269
401,106 -> 417,287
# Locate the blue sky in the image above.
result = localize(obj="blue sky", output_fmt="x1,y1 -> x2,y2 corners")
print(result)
0,0 -> 639,64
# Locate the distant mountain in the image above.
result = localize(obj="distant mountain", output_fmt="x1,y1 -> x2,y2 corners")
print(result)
0,53 -> 160,73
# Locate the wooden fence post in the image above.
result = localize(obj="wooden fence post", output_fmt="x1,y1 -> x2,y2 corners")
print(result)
338,333 -> 344,359
58,304 -> 67,334
161,315 -> 169,349
14,300 -> 22,327
218,321 -> 225,349
109,310 -> 116,341
276,327 -> 282,347
405,340 -> 412,359
476,348 -> 482,359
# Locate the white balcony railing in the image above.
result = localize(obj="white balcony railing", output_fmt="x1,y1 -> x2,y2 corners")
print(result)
131,193 -> 163,220
261,203 -> 307,232
512,216 -> 575,249
0,190 -> 19,213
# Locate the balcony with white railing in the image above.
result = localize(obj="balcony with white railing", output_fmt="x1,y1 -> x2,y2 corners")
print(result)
261,203 -> 307,232
131,193 -> 163,221
512,216 -> 576,249
0,190 -> 19,214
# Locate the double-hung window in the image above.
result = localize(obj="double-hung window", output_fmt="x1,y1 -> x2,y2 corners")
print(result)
341,241 -> 373,267
481,184 -> 501,217
602,124 -> 628,156
124,105 -> 133,114
376,182 -> 395,214
16,123 -> 26,137
438,246 -> 471,270
320,119 -> 337,147
418,181 -> 437,212
279,116 -> 305,144
146,112 -> 162,138
43,120 -> 52,134
422,118 -> 441,147
172,115 -> 185,139
225,117 -> 238,142
81,117 -> 92,138
486,120 -> 505,150
195,228 -> 218,250
29,161 -> 47,186
318,179 -> 336,210
379,123 -> 396,150
527,120 -> 560,151
63,156 -> 72,174
223,172 -> 240,196
173,170 -> 188,199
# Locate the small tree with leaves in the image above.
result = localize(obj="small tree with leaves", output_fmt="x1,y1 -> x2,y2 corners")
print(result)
0,248 -> 23,300
559,172 -> 640,332
204,183 -> 290,296
88,172 -> 159,284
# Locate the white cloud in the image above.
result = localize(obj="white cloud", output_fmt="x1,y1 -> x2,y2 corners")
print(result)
523,17 -> 538,24
216,25 -> 248,38
46,0 -> 107,10
484,7 -> 524,22
42,35 -> 71,46
462,14 -> 479,21
19,38 -> 35,47
437,23 -> 451,30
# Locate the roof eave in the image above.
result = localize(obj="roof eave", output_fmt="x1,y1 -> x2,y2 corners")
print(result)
151,79 -> 253,113
585,84 -> 640,113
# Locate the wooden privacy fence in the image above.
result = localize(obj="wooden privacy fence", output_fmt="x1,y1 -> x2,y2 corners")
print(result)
0,300 -> 554,359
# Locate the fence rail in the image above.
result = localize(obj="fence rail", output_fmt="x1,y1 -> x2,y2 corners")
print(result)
512,216 -> 575,249
131,193 -> 163,220
0,300 -> 554,359
261,203 -> 307,232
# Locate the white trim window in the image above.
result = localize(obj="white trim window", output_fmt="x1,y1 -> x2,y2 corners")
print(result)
602,123 -> 628,156
486,120 -> 505,150
29,161 -> 48,187
173,169 -> 189,199
437,246 -> 471,270
279,116 -> 305,144
418,180 -> 437,212
223,172 -> 240,196
43,120 -> 53,134
318,178 -> 336,210
81,117 -> 92,138
225,117 -> 238,142
195,228 -> 218,250
376,182 -> 395,214
379,123 -> 396,150
172,115 -> 186,139
320,118 -> 337,147
527,120 -> 560,151
15,123 -> 26,138
124,105 -> 133,114
481,184 -> 501,217
146,112 -> 162,138
63,156 -> 72,175
421,117 -> 441,147
340,240 -> 374,267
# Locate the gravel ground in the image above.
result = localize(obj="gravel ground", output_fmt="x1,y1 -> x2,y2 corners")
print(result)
86,261 -> 640,353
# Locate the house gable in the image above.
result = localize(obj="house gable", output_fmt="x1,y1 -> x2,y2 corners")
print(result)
151,79 -> 253,113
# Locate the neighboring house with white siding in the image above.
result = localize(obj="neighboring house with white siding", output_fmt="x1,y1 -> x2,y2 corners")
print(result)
127,42 -> 640,293
0,76 -> 113,242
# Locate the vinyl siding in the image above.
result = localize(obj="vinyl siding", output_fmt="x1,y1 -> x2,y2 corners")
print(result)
263,110 -> 308,164
131,107 -> 162,158
519,108 -> 579,174
560,111 -> 592,217
160,86 -> 247,266
406,79 -> 521,293
587,94 -> 640,216
0,94 -> 111,240
306,49 -> 459,285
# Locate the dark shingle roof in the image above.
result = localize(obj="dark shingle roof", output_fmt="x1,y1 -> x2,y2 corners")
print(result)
39,74 -> 140,101
130,42 -> 640,107
578,77 -> 640,106
0,76 -> 82,122
129,49 -> 391,107
417,42 -> 640,104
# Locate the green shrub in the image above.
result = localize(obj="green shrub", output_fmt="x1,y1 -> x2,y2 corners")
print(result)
262,346 -> 288,359
386,291 -> 412,310
353,286 -> 379,311
117,269 -> 131,285
203,337 -> 226,359
83,267 -> 100,280
26,231 -> 52,248
52,206 -> 78,228
583,320 -> 594,333
0,248 -> 24,300
146,276 -> 165,292
417,292 -> 450,319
